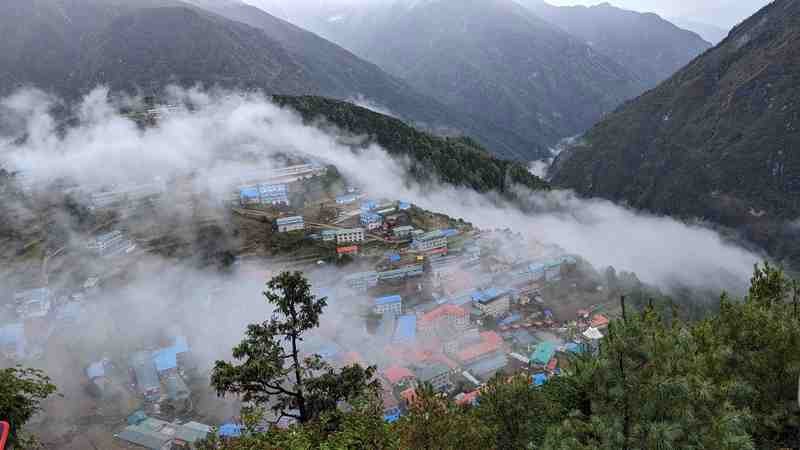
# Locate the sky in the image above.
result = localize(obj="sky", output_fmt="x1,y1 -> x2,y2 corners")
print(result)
530,0 -> 771,28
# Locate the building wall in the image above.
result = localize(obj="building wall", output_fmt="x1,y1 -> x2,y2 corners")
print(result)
375,302 -> 402,315
336,229 -> 365,244
477,296 -> 510,317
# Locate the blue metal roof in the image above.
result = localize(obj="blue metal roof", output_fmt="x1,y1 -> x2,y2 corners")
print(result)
173,336 -> 189,354
86,361 -> 106,379
499,313 -> 522,327
393,315 -> 416,343
384,412 -> 401,423
219,423 -> 243,438
239,187 -> 259,199
152,348 -> 178,372
375,295 -> 402,306
532,373 -> 548,386
398,201 -> 411,210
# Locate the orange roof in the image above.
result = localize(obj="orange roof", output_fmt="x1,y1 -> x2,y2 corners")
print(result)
419,304 -> 467,325
383,366 -> 415,384
456,331 -> 503,362
590,314 -> 610,328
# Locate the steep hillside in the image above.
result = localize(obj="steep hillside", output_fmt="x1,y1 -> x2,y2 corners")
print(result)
295,0 -> 644,156
275,95 -> 550,195
552,0 -> 800,264
0,0 -> 537,160
517,1 -> 712,86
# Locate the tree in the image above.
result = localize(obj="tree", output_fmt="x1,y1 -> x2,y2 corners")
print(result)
0,366 -> 57,448
211,271 -> 378,424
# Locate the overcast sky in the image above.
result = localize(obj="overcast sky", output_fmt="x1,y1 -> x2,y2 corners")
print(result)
542,0 -> 771,28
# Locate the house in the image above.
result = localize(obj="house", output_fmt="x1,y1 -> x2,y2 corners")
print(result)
531,341 -> 557,366
163,374 -> 191,403
392,225 -> 414,239
335,228 -> 365,244
374,295 -> 403,315
337,245 -> 359,256
382,388 -> 402,423
116,414 -> 210,449
411,230 -> 448,253
455,390 -> 480,406
418,304 -> 469,334
414,363 -> 453,393
466,352 -> 508,380
383,366 -> 416,387
344,271 -> 379,290
0,323 -> 26,359
360,212 -> 383,231
472,287 -> 512,317
88,230 -> 135,256
131,351 -> 161,400
218,423 -> 243,438
398,201 -> 411,210
274,216 -> 305,233
393,315 -> 417,344
336,193 -> 357,205
258,183 -> 289,205
590,314 -> 610,329
377,264 -> 424,281
360,199 -> 378,212
456,331 -> 504,366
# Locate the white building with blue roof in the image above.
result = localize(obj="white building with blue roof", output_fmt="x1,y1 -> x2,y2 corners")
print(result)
374,295 -> 402,315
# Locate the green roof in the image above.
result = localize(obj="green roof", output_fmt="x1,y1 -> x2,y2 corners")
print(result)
531,341 -> 556,365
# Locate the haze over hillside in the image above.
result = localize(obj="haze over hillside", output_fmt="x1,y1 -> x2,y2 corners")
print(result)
0,0 -> 546,160
552,0 -> 800,266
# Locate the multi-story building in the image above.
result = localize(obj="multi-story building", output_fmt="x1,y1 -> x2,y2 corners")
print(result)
87,230 -> 135,256
374,295 -> 403,315
274,216 -> 305,233
393,315 -> 417,344
336,228 -> 365,244
377,264 -> 424,281
411,230 -> 448,253
392,226 -> 414,239
360,212 -> 383,231
414,363 -> 453,393
258,183 -> 289,205
418,304 -> 470,335
473,287 -> 512,317
321,230 -> 337,241
344,271 -> 379,291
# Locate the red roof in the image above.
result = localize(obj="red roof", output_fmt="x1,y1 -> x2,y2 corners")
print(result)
455,390 -> 480,406
590,314 -> 610,328
419,304 -> 467,325
400,387 -> 417,405
456,331 -> 503,362
546,357 -> 558,371
383,366 -> 415,384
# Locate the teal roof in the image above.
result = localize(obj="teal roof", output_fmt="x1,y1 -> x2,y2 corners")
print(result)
531,341 -> 556,365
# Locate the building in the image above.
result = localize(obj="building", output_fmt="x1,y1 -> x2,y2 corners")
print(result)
411,230 -> 448,253
336,228 -> 365,244
377,264 -> 424,281
393,315 -> 417,344
337,245 -> 359,256
274,216 -> 305,233
0,323 -> 26,359
239,186 -> 261,206
392,226 -> 414,239
456,331 -> 504,366
531,341 -> 557,366
116,414 -> 210,449
374,295 -> 403,315
258,183 -> 290,205
336,193 -> 357,205
360,199 -> 378,212
590,314 -> 610,329
382,388 -> 402,423
130,351 -> 161,401
360,212 -> 383,230
88,230 -> 135,256
414,363 -> 453,393
321,230 -> 337,241
418,304 -> 469,334
472,287 -> 512,317
344,271 -> 379,290
383,366 -> 416,387
398,201 -> 411,210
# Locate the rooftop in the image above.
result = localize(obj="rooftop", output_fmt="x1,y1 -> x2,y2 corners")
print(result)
375,295 -> 402,306
456,331 -> 503,362
393,315 -> 417,343
531,341 -> 557,365
419,304 -> 468,324
383,366 -> 415,384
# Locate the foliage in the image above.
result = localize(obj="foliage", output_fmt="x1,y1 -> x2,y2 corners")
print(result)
274,96 -> 549,198
211,271 -> 378,424
0,366 -> 57,448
